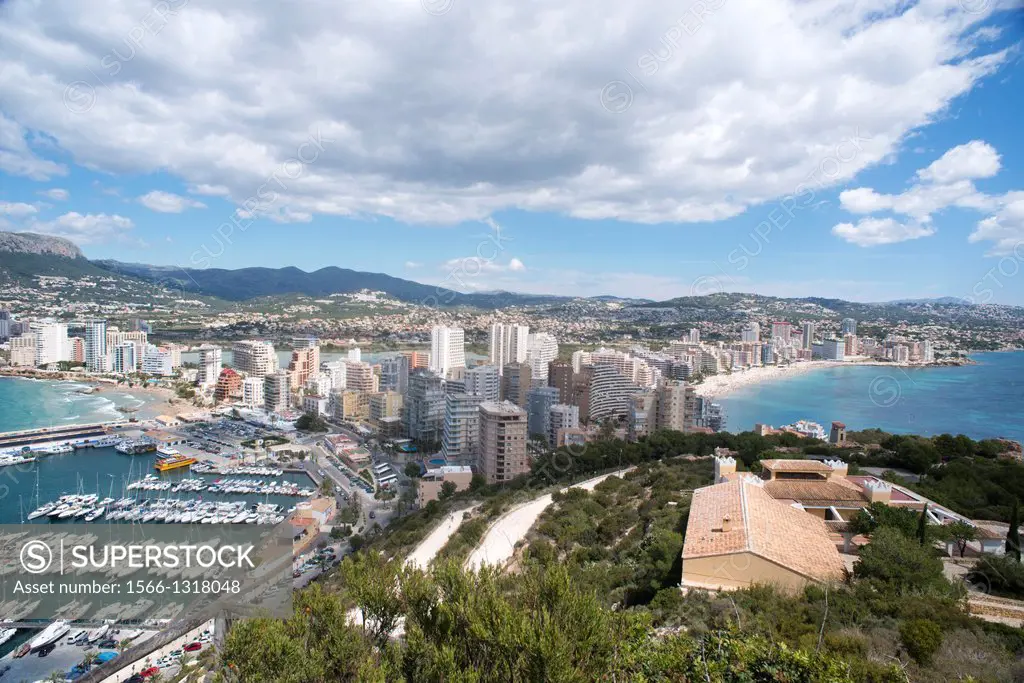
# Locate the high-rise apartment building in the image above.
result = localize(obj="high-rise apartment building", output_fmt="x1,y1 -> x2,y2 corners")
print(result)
9,335 -> 36,367
500,362 -> 532,407
488,323 -> 529,373
196,346 -> 222,388
68,337 -> 85,364
548,404 -> 580,446
479,401 -> 529,484
526,332 -> 558,382
28,321 -> 67,367
233,340 -> 278,377
264,370 -> 291,413
404,370 -> 446,443
465,364 -> 501,403
322,361 -> 348,391
587,364 -> 639,423
655,380 -> 696,433
841,318 -> 857,336
844,334 -> 858,357
113,341 -> 138,374
141,344 -> 173,376
288,346 -> 320,390
243,377 -> 266,408
430,326 -> 466,378
368,391 -> 404,427
741,322 -> 760,343
801,322 -> 815,351
441,393 -> 483,461
771,322 -> 791,343
348,347 -> 362,363
0,310 -> 11,341
84,319 -> 108,370
548,360 -> 574,404
402,350 -> 429,370
345,361 -> 378,393
215,368 -> 242,403
628,391 -> 657,441
379,354 -> 410,395
526,385 -> 560,439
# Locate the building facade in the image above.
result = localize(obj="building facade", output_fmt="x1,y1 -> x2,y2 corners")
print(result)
478,401 -> 529,484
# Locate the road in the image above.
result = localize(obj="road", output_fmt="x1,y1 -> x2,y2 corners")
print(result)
465,468 -> 634,572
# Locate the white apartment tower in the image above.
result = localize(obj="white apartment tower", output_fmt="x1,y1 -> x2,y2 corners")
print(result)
526,332 -> 559,382
488,324 -> 529,373
430,326 -> 466,378
84,320 -> 107,372
741,322 -> 760,343
31,321 -> 68,366
196,346 -> 222,389
233,340 -> 278,377
242,377 -> 265,409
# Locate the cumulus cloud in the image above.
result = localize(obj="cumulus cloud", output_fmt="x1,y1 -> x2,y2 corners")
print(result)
0,0 -> 1008,225
138,190 -> 207,213
27,212 -> 135,245
0,113 -> 66,180
39,188 -> 70,201
969,192 -> 1024,256
0,201 -> 39,217
404,261 -> 422,269
916,140 -> 1001,184
836,140 -> 1022,250
832,218 -> 935,247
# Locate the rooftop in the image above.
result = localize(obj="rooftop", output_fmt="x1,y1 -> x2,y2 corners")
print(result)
759,459 -> 833,474
683,478 -> 847,584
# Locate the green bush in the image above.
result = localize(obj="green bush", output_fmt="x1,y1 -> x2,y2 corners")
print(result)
899,618 -> 944,665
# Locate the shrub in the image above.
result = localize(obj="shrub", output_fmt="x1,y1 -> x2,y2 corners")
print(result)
899,618 -> 943,665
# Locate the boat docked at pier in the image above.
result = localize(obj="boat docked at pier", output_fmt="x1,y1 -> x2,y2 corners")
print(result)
0,627 -> 17,647
154,454 -> 197,472
28,619 -> 70,651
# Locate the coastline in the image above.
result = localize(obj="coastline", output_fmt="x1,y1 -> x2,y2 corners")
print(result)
692,358 -> 971,399
0,371 -> 191,429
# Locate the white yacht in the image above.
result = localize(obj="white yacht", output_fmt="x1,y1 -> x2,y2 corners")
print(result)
29,619 -> 70,651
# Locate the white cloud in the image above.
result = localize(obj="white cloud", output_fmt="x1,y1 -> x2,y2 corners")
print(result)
0,0 -> 1008,225
969,192 -> 1024,256
0,113 -> 67,180
404,261 -> 422,269
0,201 -> 38,217
832,217 -> 936,246
916,140 -> 1001,184
439,257 -> 528,280
189,184 -> 231,197
38,188 -> 70,201
837,140 -> 1022,252
138,190 -> 207,213
508,257 -> 526,272
27,212 -> 135,245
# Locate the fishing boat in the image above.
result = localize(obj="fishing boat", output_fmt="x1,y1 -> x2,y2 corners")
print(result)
29,619 -> 70,652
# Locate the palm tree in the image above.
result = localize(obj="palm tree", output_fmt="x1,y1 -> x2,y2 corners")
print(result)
82,650 -> 99,669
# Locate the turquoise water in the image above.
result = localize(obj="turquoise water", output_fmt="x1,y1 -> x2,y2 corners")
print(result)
0,447 -> 314,525
718,352 -> 1024,441
0,377 -> 149,432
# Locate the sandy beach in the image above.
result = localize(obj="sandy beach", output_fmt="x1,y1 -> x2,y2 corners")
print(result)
691,359 -> 950,399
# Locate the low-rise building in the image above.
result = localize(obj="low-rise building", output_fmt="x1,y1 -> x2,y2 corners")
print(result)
417,465 -> 474,506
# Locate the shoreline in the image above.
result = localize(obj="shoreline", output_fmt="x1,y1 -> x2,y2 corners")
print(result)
692,358 -> 972,399
0,371 -> 193,427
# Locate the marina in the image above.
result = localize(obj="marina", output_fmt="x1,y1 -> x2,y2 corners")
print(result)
0,444 -> 316,526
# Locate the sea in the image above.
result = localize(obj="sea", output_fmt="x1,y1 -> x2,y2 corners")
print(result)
717,351 -> 1024,442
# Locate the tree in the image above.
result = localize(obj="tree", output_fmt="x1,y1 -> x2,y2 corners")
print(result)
438,480 -> 458,501
1008,499 -> 1021,562
946,520 -> 978,558
82,651 -> 99,669
853,527 -> 952,595
404,462 -> 422,478
295,411 -> 329,432
319,478 -> 335,497
917,503 -> 929,546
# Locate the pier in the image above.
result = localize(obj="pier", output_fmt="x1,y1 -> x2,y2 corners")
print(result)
0,422 -> 126,451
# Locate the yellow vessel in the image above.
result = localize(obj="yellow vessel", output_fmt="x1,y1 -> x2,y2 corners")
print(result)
154,455 -> 197,472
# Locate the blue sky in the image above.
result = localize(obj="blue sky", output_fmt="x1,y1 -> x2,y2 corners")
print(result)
1,0 -> 1023,303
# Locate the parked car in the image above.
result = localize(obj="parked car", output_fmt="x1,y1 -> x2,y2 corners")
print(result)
184,642 -> 202,652
141,666 -> 161,678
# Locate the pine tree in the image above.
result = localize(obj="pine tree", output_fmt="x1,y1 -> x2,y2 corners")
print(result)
1007,500 -> 1021,562
917,503 -> 929,546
